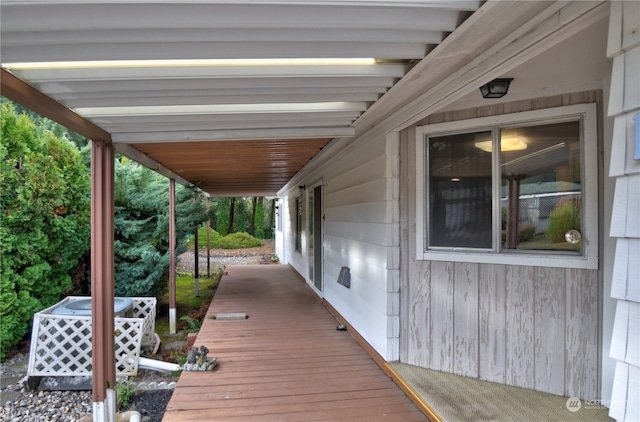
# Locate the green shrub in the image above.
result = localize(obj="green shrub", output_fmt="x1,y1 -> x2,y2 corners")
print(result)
214,232 -> 262,249
188,226 -> 223,250
180,315 -> 202,333
117,380 -> 137,409
546,201 -> 580,243
1,104 -> 90,360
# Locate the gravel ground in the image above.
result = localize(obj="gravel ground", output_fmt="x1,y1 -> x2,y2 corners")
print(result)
177,239 -> 277,273
0,350 -> 175,422
0,242 -> 276,422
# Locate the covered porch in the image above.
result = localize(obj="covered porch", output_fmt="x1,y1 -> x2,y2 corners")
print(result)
163,264 -> 614,422
163,264 -> 427,421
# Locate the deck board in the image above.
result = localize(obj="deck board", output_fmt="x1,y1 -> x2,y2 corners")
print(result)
162,265 -> 427,422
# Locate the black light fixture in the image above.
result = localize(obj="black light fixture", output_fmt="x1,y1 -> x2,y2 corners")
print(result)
480,78 -> 513,98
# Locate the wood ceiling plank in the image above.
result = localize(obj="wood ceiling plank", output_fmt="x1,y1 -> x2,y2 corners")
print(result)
130,137 -> 330,196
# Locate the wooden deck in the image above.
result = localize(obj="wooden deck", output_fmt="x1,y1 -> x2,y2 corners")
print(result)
162,265 -> 427,422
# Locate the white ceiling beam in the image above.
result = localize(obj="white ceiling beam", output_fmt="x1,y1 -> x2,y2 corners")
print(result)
95,110 -> 360,122
53,85 -> 386,99
89,111 -> 362,126
76,102 -> 368,118
91,110 -> 362,122
100,119 -> 357,133
3,28 -> 444,46
2,43 -> 425,62
112,127 -> 354,143
2,0 -> 480,9
37,77 -> 396,93
10,63 -> 408,82
60,93 -> 381,108
2,4 -> 463,32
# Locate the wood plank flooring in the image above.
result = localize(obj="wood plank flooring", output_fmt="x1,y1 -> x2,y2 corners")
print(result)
162,265 -> 427,421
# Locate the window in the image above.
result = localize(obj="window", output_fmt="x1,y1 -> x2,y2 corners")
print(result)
415,104 -> 598,269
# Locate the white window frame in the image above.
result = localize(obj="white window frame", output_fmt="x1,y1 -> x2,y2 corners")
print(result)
415,104 -> 598,269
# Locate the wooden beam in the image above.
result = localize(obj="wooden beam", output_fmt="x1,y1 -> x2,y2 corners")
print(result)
90,140 -> 116,419
0,68 -> 111,142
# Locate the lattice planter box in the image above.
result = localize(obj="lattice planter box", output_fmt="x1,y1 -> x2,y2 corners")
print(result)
27,296 -> 157,379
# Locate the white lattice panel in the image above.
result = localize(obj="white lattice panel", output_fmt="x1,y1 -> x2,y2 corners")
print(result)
131,297 -> 156,346
115,317 -> 144,376
27,297 -> 156,378
28,314 -> 93,376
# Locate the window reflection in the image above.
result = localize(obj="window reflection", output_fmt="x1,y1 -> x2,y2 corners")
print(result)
426,120 -> 582,253
500,121 -> 581,252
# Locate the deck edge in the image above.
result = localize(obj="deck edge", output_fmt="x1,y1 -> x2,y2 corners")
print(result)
321,299 -> 443,422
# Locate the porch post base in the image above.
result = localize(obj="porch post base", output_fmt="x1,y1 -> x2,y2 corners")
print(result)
169,307 -> 176,334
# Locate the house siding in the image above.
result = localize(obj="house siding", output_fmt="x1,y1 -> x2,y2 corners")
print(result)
278,131 -> 401,360
400,92 -> 603,399
606,2 -> 640,421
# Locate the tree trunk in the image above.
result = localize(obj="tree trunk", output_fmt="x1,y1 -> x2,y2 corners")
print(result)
227,197 -> 236,234
249,197 -> 257,235
269,198 -> 276,236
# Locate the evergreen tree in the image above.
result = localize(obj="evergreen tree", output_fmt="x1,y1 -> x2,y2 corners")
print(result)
235,198 -> 248,233
255,197 -> 265,238
113,158 -> 208,296
227,197 -> 236,234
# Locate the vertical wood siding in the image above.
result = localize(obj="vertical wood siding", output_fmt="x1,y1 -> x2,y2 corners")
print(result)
400,91 -> 603,399
565,268 -> 599,398
402,259 -> 601,399
478,265 -> 507,383
453,262 -> 479,378
534,268 -> 565,395
505,266 -> 535,390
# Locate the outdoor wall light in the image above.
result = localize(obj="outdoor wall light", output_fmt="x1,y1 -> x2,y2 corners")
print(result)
480,78 -> 513,98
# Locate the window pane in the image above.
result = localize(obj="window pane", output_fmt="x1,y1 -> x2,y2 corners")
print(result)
500,121 -> 581,252
428,132 -> 492,248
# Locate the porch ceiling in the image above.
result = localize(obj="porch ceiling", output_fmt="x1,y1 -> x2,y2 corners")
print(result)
0,0 -> 480,196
